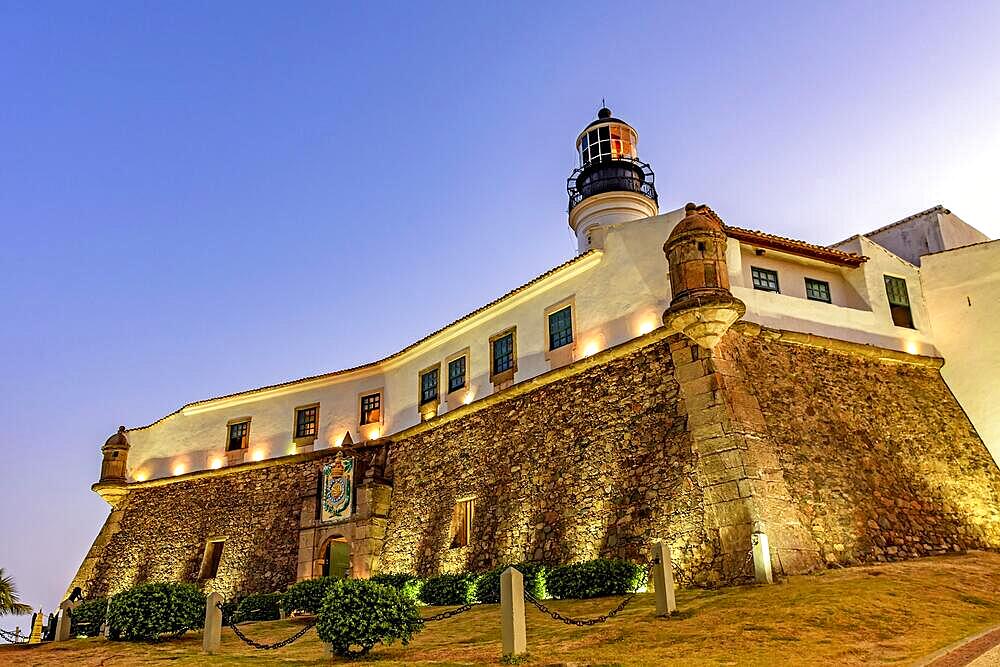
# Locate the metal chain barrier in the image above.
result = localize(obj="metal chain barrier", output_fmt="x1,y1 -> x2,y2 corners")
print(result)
0,627 -> 28,644
523,561 -> 654,627
418,602 -> 479,624
218,602 -> 316,650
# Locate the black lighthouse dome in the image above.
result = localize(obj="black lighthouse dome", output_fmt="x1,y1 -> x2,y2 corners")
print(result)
567,107 -> 657,213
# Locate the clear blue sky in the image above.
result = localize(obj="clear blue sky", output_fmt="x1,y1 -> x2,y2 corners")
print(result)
2,1 -> 998,622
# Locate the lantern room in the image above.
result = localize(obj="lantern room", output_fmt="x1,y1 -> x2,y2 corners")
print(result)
567,107 -> 658,253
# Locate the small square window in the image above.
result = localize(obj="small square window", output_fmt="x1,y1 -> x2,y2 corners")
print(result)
200,540 -> 225,579
420,367 -> 439,405
294,405 -> 318,439
492,333 -> 514,375
548,306 -> 574,351
227,421 -> 250,452
448,356 -> 467,393
360,392 -> 381,425
450,498 -> 474,548
751,266 -> 780,293
805,278 -> 831,303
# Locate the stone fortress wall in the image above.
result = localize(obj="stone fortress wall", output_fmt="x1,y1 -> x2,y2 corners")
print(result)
72,323 -> 1000,599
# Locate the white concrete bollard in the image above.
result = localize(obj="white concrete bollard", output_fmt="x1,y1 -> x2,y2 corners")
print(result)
752,531 -> 773,584
651,541 -> 677,616
500,567 -> 527,659
203,592 -> 223,654
55,599 -> 79,641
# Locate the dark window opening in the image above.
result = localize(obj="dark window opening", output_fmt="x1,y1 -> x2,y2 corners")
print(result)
548,306 -> 574,351
805,278 -> 832,303
200,540 -> 224,579
420,368 -> 439,405
884,275 -> 915,328
295,406 -> 318,439
450,499 -> 474,548
227,421 -> 249,452
492,333 -> 514,375
751,266 -> 780,293
360,392 -> 381,425
448,356 -> 467,393
697,241 -> 706,252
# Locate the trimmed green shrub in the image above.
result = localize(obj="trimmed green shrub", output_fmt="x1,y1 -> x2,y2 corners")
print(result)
234,592 -> 284,622
106,582 -> 205,641
369,573 -> 423,602
316,579 -> 422,657
475,563 -> 547,603
70,598 -> 107,637
418,573 -> 479,606
282,577 -> 338,615
546,559 -> 645,599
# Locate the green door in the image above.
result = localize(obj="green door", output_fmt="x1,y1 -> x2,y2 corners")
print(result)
323,541 -> 351,579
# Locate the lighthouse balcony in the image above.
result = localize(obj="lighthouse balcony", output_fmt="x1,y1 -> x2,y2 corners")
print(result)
567,157 -> 657,213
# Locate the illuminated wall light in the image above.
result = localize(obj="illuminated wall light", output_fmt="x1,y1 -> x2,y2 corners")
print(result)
463,390 -> 475,405
582,340 -> 601,357
369,426 -> 381,440
172,463 -> 186,476
134,471 -> 148,482
288,444 -> 297,455
905,340 -> 919,355
637,319 -> 657,335
251,449 -> 265,462
209,457 -> 223,470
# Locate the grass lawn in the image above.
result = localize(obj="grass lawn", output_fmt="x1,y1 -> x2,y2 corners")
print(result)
4,551 -> 1000,666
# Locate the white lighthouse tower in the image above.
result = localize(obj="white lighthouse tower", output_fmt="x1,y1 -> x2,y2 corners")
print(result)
567,106 -> 659,253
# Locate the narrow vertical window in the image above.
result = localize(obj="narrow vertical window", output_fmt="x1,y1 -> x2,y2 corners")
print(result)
294,405 -> 319,440
489,328 -> 517,386
450,498 -> 474,548
199,540 -> 225,579
227,420 -> 250,452
884,275 -> 914,328
360,392 -> 382,425
447,355 -> 467,393
804,278 -> 832,303
751,266 -> 780,293
547,306 -> 574,351
420,367 -> 439,405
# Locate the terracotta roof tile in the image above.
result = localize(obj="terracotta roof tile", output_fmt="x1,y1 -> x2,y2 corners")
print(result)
723,225 -> 868,267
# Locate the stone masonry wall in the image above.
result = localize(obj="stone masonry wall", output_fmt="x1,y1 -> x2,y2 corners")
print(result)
79,460 -> 319,600
378,336 -> 721,580
72,326 -> 1000,600
730,327 -> 1000,566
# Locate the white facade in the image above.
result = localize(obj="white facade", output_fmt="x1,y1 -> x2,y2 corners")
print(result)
921,239 -> 1000,465
124,198 -> 1000,479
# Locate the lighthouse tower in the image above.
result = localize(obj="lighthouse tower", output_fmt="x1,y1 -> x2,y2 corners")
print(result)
567,106 -> 658,253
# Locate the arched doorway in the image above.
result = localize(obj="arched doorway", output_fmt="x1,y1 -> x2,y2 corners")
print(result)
319,537 -> 351,579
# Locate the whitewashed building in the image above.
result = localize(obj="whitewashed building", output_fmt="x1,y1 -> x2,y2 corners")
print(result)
118,108 -> 1000,480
